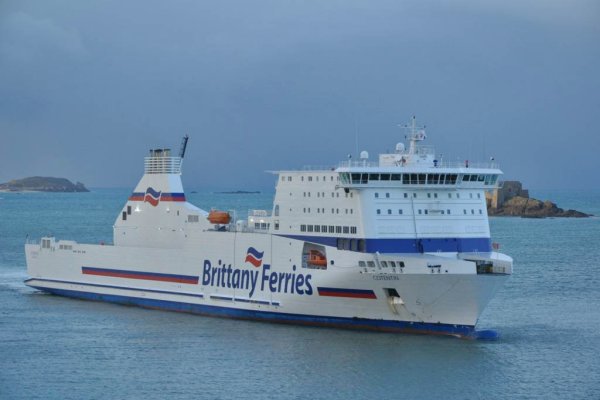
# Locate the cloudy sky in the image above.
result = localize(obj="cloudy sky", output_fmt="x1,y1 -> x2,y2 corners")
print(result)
1,0 -> 598,190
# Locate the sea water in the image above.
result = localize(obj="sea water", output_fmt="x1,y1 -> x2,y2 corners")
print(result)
1,189 -> 599,399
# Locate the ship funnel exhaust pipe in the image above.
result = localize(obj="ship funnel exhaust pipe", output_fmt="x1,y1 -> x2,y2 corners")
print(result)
179,135 -> 189,159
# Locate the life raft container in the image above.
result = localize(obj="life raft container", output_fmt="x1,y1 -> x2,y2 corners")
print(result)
308,250 -> 327,267
207,210 -> 231,224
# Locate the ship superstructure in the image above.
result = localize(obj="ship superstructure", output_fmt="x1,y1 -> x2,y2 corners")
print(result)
25,118 -> 512,338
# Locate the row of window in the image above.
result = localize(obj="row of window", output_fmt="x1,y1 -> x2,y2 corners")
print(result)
303,191 -> 353,198
375,208 -> 484,215
303,207 -> 354,215
280,175 -> 339,182
358,260 -> 405,269
337,238 -> 366,252
374,191 -> 481,199
339,173 -> 498,186
300,225 -> 358,234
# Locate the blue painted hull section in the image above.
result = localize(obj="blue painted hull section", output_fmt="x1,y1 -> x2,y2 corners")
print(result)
277,235 -> 492,253
30,285 -> 478,338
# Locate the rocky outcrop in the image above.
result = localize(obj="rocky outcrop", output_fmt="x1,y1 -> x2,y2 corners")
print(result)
0,177 -> 89,192
488,196 -> 591,218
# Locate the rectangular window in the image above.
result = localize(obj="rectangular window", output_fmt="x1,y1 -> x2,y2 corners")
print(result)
300,224 -> 307,232
350,226 -> 357,234
376,209 -> 381,215
307,225 -> 314,232
188,215 -> 199,223
314,225 -> 320,232
329,226 -> 335,233
322,225 -> 328,232
343,226 -> 350,234
398,209 -> 403,215
127,206 -> 132,215
391,174 -> 401,181
380,173 -> 390,181
369,174 -> 380,181
358,239 -> 366,252
385,193 -> 390,198
336,226 -> 342,234
122,211 -> 127,221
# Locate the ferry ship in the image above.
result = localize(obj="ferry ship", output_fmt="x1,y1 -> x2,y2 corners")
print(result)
25,118 -> 512,339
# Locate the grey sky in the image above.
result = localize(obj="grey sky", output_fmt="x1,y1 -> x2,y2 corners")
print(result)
1,0 -> 598,191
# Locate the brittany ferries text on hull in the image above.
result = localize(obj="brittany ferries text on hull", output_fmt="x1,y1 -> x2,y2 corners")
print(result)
25,117 -> 512,339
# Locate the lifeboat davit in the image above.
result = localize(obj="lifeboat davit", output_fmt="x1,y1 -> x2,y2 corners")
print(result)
208,210 -> 231,224
308,250 -> 327,267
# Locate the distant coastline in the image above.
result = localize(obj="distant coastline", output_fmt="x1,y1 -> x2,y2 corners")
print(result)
214,190 -> 261,194
0,177 -> 89,193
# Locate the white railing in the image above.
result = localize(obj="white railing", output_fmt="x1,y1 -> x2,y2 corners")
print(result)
144,157 -> 182,174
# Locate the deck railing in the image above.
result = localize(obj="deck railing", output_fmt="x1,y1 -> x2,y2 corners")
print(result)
144,157 -> 182,174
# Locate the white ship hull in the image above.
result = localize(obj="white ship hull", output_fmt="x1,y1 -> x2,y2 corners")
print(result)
25,232 -> 510,338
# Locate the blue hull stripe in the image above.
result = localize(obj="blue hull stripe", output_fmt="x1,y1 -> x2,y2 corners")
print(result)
277,235 -> 491,253
27,282 -> 476,338
25,278 -> 204,299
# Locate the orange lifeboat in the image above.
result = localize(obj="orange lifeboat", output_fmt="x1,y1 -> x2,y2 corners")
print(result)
207,210 -> 231,224
308,250 -> 327,267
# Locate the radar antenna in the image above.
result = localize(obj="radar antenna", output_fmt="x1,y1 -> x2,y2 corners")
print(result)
179,135 -> 189,159
400,116 -> 426,155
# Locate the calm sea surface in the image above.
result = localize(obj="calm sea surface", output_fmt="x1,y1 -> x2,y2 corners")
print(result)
1,189 -> 599,399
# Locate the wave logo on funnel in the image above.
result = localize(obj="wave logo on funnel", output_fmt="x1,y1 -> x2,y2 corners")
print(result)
144,187 -> 162,206
245,247 -> 264,267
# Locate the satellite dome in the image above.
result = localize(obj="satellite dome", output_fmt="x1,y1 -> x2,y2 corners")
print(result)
360,151 -> 369,160
396,142 -> 405,153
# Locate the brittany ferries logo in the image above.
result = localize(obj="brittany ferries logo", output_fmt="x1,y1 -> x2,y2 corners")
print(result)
244,247 -> 264,267
202,247 -> 313,298
144,187 -> 162,206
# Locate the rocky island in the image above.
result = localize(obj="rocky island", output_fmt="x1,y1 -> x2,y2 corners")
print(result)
486,181 -> 590,218
0,177 -> 89,192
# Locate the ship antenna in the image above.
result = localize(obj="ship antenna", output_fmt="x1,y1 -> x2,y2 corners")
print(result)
179,134 -> 189,159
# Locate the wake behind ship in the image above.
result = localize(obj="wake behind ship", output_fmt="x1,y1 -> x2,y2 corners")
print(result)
25,118 -> 512,338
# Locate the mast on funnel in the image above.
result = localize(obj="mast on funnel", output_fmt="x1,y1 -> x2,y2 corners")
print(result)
179,135 -> 189,159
